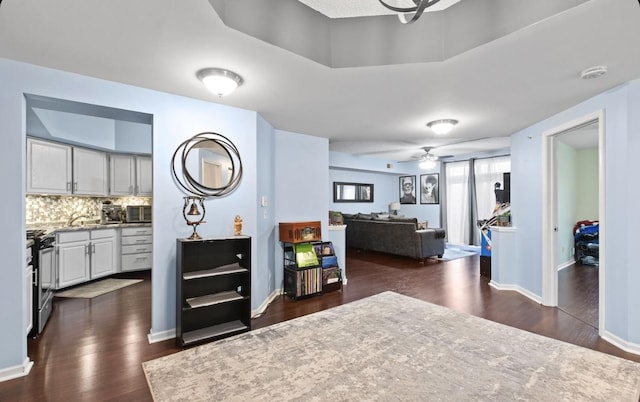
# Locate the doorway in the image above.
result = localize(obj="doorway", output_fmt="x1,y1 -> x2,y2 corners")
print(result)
541,110 -> 605,335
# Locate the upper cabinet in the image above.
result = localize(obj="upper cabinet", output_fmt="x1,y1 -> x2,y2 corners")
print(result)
136,156 -> 152,196
27,138 -> 107,196
109,154 -> 152,196
27,138 -> 72,194
73,147 -> 108,195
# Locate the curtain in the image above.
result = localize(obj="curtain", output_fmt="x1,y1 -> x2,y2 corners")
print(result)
445,161 -> 471,245
474,156 -> 511,220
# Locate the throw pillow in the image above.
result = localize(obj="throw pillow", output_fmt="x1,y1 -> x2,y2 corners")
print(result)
417,221 -> 428,230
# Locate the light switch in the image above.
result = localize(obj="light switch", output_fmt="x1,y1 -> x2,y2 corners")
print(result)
261,196 -> 268,207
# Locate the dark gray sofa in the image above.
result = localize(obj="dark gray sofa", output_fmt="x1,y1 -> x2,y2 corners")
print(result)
343,216 -> 445,260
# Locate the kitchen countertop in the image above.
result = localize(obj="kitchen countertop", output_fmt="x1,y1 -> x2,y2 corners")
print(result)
28,222 -> 151,235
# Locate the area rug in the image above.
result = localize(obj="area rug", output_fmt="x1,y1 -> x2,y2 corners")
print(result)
55,278 -> 143,299
142,292 -> 640,401
437,246 -> 478,261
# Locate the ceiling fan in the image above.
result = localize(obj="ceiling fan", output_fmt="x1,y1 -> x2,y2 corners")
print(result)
416,147 -> 452,168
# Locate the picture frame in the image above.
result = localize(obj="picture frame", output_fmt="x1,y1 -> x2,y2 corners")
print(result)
333,182 -> 374,203
399,175 -> 416,204
420,173 -> 439,204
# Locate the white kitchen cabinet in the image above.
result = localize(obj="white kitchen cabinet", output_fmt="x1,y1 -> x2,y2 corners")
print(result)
90,229 -> 118,279
27,138 -> 108,196
136,156 -> 153,196
27,138 -> 72,194
73,147 -> 108,195
110,154 -> 152,196
56,229 -> 118,287
121,226 -> 152,272
57,231 -> 90,289
109,154 -> 136,195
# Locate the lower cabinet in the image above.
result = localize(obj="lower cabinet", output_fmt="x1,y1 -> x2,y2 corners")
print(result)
176,236 -> 251,347
57,231 -> 90,289
56,229 -> 117,289
90,228 -> 118,279
121,226 -> 152,272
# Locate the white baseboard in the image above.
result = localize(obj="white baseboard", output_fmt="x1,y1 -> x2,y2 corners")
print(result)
557,259 -> 575,271
0,357 -> 33,383
148,328 -> 176,344
602,330 -> 640,355
252,288 -> 282,318
489,281 -> 542,304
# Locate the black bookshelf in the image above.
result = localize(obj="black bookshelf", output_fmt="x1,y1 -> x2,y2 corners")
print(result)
176,236 -> 251,347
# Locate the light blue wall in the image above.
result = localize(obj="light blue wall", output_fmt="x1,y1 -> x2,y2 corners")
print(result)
274,130 -> 329,291
255,114 -> 276,305
329,151 -> 442,227
511,80 -> 640,344
556,142 -> 577,265
575,148 -> 598,220
0,57 -> 278,373
114,120 -> 152,154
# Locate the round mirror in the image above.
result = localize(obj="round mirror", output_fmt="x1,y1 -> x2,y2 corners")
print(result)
171,132 -> 243,197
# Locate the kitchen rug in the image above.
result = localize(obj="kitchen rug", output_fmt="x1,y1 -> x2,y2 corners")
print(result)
55,278 -> 143,299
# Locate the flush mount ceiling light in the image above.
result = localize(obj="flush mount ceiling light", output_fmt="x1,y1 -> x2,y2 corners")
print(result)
197,68 -> 244,97
580,65 -> 607,80
378,0 -> 441,24
426,119 -> 458,135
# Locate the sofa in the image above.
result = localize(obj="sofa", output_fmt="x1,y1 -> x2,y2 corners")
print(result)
341,213 -> 445,261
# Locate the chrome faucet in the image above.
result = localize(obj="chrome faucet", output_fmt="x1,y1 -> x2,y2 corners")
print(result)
67,212 -> 91,226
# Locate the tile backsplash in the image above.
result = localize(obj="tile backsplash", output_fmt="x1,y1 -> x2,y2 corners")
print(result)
26,195 -> 151,224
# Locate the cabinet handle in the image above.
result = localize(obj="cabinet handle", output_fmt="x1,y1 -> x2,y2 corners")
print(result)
136,248 -> 147,252
73,182 -> 78,192
135,239 -> 146,243
92,244 -> 96,254
135,230 -> 147,234
135,256 -> 147,261
85,244 -> 89,255
33,268 -> 38,286
66,182 -> 71,191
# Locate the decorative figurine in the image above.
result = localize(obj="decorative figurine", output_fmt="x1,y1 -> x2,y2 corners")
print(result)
234,215 -> 243,236
182,196 -> 206,240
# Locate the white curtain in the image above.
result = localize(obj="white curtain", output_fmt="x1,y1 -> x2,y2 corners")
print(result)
445,161 -> 471,245
474,156 -> 511,220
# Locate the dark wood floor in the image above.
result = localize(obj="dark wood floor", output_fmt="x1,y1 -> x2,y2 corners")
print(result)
558,262 -> 599,328
0,250 -> 636,401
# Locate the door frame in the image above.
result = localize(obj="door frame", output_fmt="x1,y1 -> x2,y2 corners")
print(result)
541,110 -> 605,335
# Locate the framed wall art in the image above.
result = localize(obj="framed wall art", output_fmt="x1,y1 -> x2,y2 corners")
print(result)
420,173 -> 439,204
399,175 -> 416,204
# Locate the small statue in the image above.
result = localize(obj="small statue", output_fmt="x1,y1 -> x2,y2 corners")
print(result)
234,215 -> 243,236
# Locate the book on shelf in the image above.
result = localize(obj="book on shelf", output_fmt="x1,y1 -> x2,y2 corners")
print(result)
295,243 -> 319,267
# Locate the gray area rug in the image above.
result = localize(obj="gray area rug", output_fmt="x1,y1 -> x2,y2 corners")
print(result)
143,291 -> 640,401
437,247 -> 478,261
55,278 -> 142,298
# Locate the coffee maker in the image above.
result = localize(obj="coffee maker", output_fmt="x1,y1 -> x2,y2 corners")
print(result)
101,201 -> 124,224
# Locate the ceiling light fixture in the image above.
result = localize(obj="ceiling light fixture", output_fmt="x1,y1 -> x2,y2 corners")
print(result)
427,119 -> 458,135
580,65 -> 607,80
378,0 -> 441,24
419,159 -> 437,169
197,68 -> 244,97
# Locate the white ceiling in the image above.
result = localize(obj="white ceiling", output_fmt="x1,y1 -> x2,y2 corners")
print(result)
297,0 -> 462,18
0,0 -> 638,162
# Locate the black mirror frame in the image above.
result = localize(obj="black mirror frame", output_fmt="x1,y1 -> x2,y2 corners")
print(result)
171,132 -> 243,197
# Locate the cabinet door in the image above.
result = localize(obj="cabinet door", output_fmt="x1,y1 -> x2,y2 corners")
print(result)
74,147 -> 108,196
27,138 -> 72,194
136,156 -> 152,196
58,241 -> 90,288
25,265 -> 33,336
91,237 -> 116,279
109,154 -> 135,195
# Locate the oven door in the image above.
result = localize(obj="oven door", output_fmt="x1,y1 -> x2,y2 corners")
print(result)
39,246 -> 54,305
